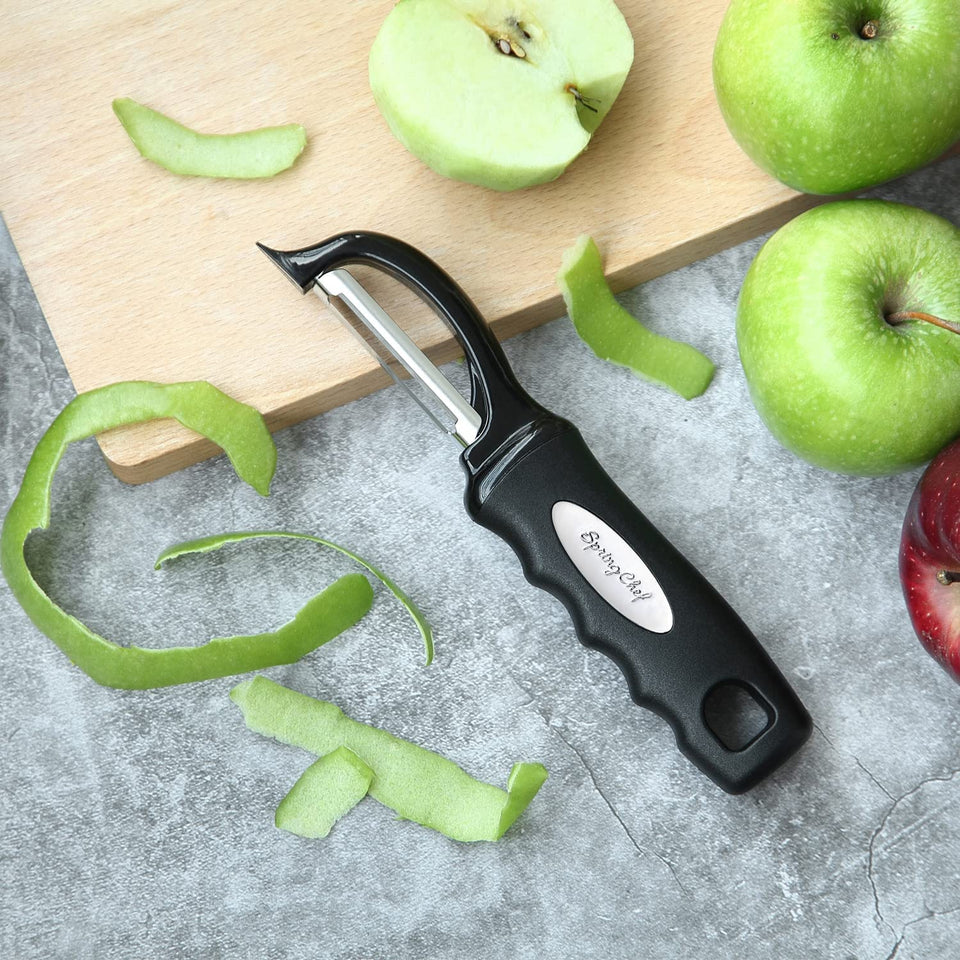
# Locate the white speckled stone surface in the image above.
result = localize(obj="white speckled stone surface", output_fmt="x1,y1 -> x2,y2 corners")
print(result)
2,158 -> 960,960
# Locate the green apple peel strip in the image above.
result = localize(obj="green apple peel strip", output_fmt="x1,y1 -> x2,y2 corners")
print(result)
557,235 -> 715,400
156,531 -> 434,665
275,747 -> 374,839
231,676 -> 549,842
0,381 -> 375,689
112,98 -> 307,178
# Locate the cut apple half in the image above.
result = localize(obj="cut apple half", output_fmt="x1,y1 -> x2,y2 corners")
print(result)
369,0 -> 634,191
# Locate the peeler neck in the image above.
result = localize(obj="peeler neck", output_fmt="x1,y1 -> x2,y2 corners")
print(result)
461,411 -> 574,514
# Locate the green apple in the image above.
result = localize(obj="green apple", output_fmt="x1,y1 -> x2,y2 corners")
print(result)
713,0 -> 960,195
368,0 -> 634,191
736,199 -> 960,475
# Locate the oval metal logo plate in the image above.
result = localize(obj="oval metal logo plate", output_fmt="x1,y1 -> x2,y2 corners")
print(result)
551,501 -> 674,634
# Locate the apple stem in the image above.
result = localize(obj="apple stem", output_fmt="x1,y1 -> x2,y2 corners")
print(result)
566,84 -> 599,114
860,20 -> 880,39
938,570 -> 960,586
886,311 -> 960,336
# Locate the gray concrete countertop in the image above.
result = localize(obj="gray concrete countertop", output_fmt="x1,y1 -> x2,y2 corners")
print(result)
3,158 -> 960,960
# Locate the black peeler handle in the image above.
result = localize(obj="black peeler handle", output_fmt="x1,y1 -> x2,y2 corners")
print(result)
464,417 -> 811,794
257,231 -> 812,793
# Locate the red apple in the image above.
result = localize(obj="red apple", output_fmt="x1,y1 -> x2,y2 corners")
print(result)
900,437 -> 960,681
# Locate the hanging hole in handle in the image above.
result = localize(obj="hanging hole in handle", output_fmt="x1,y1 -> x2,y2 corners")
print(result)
703,682 -> 773,752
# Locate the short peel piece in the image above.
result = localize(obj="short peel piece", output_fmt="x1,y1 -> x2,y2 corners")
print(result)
558,235 -> 716,399
113,97 -> 307,178
231,676 -> 548,842
275,746 -> 374,839
157,530 -> 433,665
1,380 -> 372,689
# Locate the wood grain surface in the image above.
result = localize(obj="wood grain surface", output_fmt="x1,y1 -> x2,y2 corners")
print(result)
2,0 -> 827,482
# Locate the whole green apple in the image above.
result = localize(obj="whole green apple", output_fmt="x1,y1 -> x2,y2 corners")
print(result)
713,0 -> 960,194
736,200 -> 960,475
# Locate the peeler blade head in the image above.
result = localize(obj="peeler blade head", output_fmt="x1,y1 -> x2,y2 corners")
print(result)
256,242 -> 319,294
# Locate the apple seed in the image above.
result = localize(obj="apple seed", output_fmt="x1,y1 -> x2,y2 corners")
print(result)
493,35 -> 526,58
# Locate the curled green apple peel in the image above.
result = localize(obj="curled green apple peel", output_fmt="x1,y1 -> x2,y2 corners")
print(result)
157,530 -> 433,665
557,235 -> 715,400
0,381 -> 433,687
3,384 -> 545,839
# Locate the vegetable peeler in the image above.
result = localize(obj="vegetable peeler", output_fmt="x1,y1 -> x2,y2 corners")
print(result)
258,231 -> 812,794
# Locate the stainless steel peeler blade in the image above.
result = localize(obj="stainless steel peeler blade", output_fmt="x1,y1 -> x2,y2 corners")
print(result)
257,241 -> 480,445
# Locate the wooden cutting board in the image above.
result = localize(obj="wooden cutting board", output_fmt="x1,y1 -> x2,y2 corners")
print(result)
1,0 -> 823,483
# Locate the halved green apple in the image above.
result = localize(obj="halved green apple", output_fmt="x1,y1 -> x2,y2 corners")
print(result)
369,0 -> 634,191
